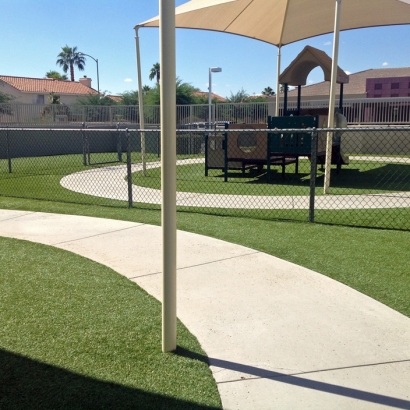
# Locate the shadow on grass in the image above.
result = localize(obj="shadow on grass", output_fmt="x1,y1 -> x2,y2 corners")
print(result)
218,164 -> 410,193
0,349 -> 220,410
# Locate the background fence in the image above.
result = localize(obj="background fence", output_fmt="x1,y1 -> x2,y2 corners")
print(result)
2,96 -> 410,127
1,125 -> 409,230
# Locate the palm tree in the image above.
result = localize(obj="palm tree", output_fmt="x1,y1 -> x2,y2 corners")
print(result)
56,45 -> 85,82
262,86 -> 275,96
149,63 -> 160,83
45,70 -> 68,81
279,84 -> 289,93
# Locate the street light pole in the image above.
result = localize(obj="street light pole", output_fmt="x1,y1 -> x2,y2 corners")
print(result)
208,67 -> 221,128
79,53 -> 100,95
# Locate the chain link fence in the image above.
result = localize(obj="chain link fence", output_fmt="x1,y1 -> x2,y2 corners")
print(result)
1,124 -> 409,230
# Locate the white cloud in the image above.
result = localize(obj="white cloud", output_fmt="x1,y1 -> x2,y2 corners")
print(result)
124,78 -> 133,82
345,71 -> 351,75
324,41 -> 332,46
308,80 -> 313,84
382,62 -> 388,66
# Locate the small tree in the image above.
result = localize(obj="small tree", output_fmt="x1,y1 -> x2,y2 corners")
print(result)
45,70 -> 68,81
262,86 -> 275,96
225,88 -> 249,103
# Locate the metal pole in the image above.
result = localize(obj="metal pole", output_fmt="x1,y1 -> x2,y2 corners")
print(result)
160,0 -> 177,353
135,26 -> 147,176
309,130 -> 318,223
324,0 -> 342,194
126,129 -> 133,208
96,58 -> 100,95
275,46 -> 281,117
6,126 -> 12,173
208,69 -> 212,128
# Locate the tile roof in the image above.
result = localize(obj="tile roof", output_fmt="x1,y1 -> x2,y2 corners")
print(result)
107,95 -> 123,103
287,67 -> 410,97
0,75 -> 98,95
194,91 -> 226,102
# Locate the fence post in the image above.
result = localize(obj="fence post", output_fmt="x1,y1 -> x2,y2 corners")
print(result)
116,122 -> 123,162
309,129 -> 318,223
6,126 -> 12,173
126,129 -> 133,208
81,122 -> 88,166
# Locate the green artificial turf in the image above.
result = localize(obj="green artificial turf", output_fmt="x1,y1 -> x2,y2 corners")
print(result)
131,160 -> 410,196
0,236 -> 222,410
1,197 -> 409,319
1,152 -> 409,230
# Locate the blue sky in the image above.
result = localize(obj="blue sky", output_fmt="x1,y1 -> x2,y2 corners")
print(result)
1,0 -> 410,98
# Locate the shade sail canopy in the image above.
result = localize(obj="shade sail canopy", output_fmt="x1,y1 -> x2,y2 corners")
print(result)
279,46 -> 349,86
137,0 -> 410,46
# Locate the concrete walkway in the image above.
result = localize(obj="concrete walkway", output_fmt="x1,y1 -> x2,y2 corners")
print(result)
60,158 -> 410,210
1,209 -> 410,409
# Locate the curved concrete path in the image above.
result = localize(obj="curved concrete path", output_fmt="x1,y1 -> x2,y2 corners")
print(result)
60,158 -> 410,210
1,210 -> 410,409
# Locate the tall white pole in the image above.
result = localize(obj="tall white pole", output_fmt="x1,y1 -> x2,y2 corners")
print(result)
135,26 -> 147,176
160,0 -> 177,353
275,46 -> 282,117
208,69 -> 212,127
324,0 -> 342,194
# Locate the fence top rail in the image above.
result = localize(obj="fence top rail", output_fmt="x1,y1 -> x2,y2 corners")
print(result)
2,126 -> 410,133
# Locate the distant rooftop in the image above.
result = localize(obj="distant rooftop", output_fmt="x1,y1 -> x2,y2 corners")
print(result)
287,67 -> 410,97
0,75 -> 97,95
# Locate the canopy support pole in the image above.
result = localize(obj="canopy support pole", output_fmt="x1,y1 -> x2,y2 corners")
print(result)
324,0 -> 342,194
135,27 -> 146,176
275,46 -> 282,117
160,0 -> 177,353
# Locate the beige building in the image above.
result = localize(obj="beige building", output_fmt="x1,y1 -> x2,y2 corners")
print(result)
0,75 -> 97,105
286,67 -> 410,102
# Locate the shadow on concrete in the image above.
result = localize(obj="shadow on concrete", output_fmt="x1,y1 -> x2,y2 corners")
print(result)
175,347 -> 410,409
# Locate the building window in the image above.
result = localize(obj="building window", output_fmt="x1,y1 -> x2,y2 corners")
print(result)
374,83 -> 382,90
391,94 -> 399,98
408,82 -> 410,88
391,83 -> 399,89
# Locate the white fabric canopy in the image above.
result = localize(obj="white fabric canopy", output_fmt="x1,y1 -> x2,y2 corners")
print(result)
136,0 -> 410,192
137,0 -> 410,47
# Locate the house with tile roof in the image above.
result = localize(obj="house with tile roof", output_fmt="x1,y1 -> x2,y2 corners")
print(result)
0,75 -> 98,105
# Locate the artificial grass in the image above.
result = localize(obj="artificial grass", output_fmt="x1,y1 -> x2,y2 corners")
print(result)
0,236 -> 222,409
1,152 -> 409,230
131,160 -> 410,196
0,197 -> 409,319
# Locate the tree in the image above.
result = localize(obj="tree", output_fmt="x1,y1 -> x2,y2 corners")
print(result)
45,70 -> 68,81
262,86 -> 275,96
120,90 -> 139,105
56,45 -> 85,82
0,91 -> 13,104
76,92 -> 114,106
280,84 -> 289,93
144,78 -> 199,105
149,63 -> 160,83
225,88 -> 249,103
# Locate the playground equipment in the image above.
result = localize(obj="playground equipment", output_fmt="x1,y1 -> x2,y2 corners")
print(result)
204,114 -> 349,182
